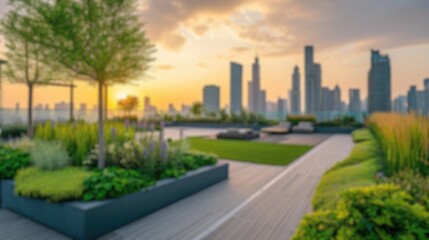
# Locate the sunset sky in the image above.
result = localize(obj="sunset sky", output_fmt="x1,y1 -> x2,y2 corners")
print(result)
0,0 -> 429,111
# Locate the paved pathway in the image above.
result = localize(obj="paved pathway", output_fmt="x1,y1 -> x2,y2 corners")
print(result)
0,134 -> 354,240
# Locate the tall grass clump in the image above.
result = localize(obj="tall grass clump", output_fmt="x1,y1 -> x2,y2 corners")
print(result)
35,122 -> 135,166
368,113 -> 429,176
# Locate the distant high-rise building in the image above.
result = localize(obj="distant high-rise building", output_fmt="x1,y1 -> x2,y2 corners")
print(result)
54,101 -> 70,111
291,66 -> 301,114
181,104 -> 191,116
321,87 -> 334,112
424,79 -> 429,115
392,95 -> 407,113
305,46 -> 322,114
333,85 -> 341,111
168,103 -> 177,115
349,89 -> 361,113
230,62 -> 243,114
144,96 -> 157,117
417,90 -> 426,115
203,85 -> 220,114
259,90 -> 266,115
407,86 -> 418,113
277,98 -> 287,120
248,56 -> 266,115
247,81 -> 253,112
368,50 -> 391,113
79,103 -> 87,112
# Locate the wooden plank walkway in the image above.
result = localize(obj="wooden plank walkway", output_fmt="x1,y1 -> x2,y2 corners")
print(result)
0,134 -> 354,240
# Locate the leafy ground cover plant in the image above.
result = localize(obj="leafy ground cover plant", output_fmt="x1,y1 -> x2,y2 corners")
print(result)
82,167 -> 155,201
15,167 -> 92,202
0,146 -> 31,179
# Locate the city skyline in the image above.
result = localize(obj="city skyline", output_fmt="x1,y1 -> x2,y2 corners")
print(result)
0,1 -> 428,110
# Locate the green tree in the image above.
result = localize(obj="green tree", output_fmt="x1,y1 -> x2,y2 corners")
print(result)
8,0 -> 154,168
118,95 -> 139,116
191,102 -> 204,117
1,12 -> 63,137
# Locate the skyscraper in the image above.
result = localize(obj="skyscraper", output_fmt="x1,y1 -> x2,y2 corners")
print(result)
252,56 -> 261,114
368,50 -> 391,113
407,86 -> 418,113
291,66 -> 301,114
392,95 -> 407,113
277,98 -> 287,120
248,81 -> 253,112
321,87 -> 334,112
230,62 -> 243,115
333,85 -> 341,111
259,90 -> 266,115
203,85 -> 220,114
305,46 -> 322,114
349,89 -> 361,113
424,79 -> 429,115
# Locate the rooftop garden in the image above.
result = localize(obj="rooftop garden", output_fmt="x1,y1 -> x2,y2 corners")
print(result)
293,113 -> 429,239
0,122 -> 218,203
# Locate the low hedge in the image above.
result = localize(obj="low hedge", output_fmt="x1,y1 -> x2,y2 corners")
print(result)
15,167 -> 93,202
287,115 -> 316,125
0,125 -> 27,139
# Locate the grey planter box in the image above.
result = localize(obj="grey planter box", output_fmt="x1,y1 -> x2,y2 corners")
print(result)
0,180 -> 2,207
1,163 -> 229,240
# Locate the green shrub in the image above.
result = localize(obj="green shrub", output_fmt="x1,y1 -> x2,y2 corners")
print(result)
351,128 -> 373,142
292,211 -> 339,240
0,125 -> 27,139
0,146 -> 31,179
82,167 -> 155,201
15,167 -> 92,202
294,185 -> 429,239
287,115 -> 316,125
35,121 -> 135,166
385,170 -> 429,210
31,141 -> 70,170
336,184 -> 429,239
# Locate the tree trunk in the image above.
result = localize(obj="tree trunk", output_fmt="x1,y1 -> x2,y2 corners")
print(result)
28,84 -> 34,138
98,82 -> 106,169
70,83 -> 74,122
104,84 -> 108,121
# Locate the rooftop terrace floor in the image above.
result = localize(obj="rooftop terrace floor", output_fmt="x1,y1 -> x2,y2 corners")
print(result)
0,128 -> 354,240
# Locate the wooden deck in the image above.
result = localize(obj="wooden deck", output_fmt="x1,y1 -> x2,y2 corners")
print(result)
0,134 -> 354,240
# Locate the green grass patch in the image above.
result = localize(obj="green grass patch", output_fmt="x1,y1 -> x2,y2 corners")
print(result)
351,128 -> 373,142
312,158 -> 381,211
15,167 -> 93,202
188,138 -> 311,165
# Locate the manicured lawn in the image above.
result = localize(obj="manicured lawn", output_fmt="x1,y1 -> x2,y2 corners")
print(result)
188,138 -> 311,165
